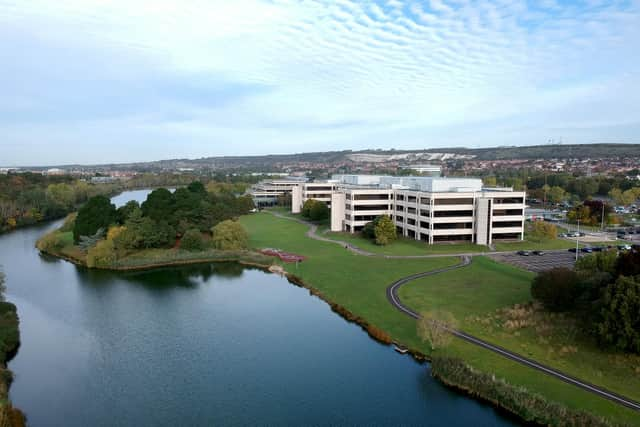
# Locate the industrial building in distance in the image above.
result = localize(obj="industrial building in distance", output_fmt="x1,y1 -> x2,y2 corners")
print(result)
250,174 -> 526,245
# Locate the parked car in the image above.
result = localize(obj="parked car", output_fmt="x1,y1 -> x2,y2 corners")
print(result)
592,246 -> 604,252
618,244 -> 632,251
517,250 -> 530,256
532,250 -> 544,256
581,247 -> 593,253
568,248 -> 578,253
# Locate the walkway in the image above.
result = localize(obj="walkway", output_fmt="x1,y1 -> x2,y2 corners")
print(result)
386,256 -> 640,412
266,210 -> 640,412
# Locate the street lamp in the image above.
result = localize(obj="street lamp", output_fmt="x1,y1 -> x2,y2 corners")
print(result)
576,219 -> 580,261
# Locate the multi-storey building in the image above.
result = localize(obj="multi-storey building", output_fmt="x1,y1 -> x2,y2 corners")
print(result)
289,175 -> 525,246
249,177 -> 308,206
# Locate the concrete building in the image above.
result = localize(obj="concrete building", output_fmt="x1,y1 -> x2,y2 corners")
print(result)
288,175 -> 525,246
249,177 -> 308,207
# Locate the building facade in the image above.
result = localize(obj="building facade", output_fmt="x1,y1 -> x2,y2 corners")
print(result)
288,175 -> 526,245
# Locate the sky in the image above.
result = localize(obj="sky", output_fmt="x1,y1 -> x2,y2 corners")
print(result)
1,0 -> 639,166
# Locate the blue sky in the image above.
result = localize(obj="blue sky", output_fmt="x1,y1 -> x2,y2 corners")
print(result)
1,0 -> 639,166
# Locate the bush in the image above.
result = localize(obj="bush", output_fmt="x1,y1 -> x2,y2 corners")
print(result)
86,239 -> 117,268
301,199 -> 319,218
211,220 -> 249,250
180,229 -> 205,252
36,232 -> 65,252
531,268 -> 579,312
59,212 -> 77,232
309,201 -> 329,221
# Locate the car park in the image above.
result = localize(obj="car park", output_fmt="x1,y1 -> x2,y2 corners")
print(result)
532,250 -> 544,256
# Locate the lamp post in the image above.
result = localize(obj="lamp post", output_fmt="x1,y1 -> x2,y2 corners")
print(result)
576,219 -> 580,261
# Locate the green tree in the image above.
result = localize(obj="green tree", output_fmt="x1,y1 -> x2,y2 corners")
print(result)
483,176 -> 497,187
309,201 -> 329,221
531,268 -> 579,312
73,195 -> 117,243
548,186 -> 566,204
374,215 -> 396,246
180,229 -> 205,251
301,199 -> 319,218
141,188 -> 174,221
597,276 -> 640,354
116,200 -> 140,224
211,220 -> 249,250
361,220 -> 376,239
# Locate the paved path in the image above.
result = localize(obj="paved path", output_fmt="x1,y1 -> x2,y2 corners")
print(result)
386,256 -> 640,412
266,210 -> 640,412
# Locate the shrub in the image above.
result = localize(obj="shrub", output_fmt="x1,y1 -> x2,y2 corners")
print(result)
417,310 -> 457,350
431,356 -> 617,426
301,199 -> 319,218
211,220 -> 249,250
59,212 -> 77,232
36,232 -> 65,252
180,229 -> 205,252
86,239 -> 117,268
531,268 -> 579,312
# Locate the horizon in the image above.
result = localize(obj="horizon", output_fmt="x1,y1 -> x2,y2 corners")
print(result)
2,141 -> 640,169
1,0 -> 639,166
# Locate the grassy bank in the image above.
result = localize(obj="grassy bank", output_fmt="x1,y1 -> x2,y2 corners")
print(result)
399,256 -> 640,407
239,212 -> 640,426
37,230 -> 275,272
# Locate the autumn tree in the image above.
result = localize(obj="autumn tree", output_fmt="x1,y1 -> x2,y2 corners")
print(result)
374,215 -> 396,245
417,310 -> 458,350
211,220 -> 249,250
528,221 -> 557,241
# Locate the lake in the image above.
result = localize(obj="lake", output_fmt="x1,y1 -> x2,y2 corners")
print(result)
0,190 -> 517,426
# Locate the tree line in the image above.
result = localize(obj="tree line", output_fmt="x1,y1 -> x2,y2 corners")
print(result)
531,250 -> 640,354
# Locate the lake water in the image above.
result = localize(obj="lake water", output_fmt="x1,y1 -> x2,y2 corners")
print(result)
0,190 -> 517,426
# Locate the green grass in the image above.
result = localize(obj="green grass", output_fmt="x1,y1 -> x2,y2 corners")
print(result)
325,231 -> 489,255
239,212 -> 640,426
399,256 -> 640,425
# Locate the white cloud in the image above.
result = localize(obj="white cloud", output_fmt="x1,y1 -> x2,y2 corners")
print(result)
0,0 -> 639,164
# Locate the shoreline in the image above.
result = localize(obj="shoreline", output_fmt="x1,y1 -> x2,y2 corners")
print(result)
40,246 -> 628,426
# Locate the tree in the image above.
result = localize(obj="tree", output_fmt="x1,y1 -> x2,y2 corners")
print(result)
73,195 -> 117,243
116,200 -> 140,224
301,199 -> 319,218
362,220 -> 376,239
180,229 -> 205,251
235,195 -> 255,215
374,215 -> 396,245
548,186 -> 566,204
531,268 -> 580,312
483,176 -> 497,187
116,208 -> 175,249
211,220 -> 249,250
597,276 -> 640,354
309,201 -> 329,221
187,181 -> 206,196
417,310 -> 457,350
529,221 -> 557,241
141,188 -> 174,221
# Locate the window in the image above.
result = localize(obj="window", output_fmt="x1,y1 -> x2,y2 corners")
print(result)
434,198 -> 473,205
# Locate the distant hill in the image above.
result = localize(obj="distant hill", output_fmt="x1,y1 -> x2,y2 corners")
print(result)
19,143 -> 640,171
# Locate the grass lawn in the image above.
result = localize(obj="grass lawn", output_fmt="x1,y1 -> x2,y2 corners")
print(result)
240,212 -> 640,426
399,256 -> 640,425
324,231 -> 489,256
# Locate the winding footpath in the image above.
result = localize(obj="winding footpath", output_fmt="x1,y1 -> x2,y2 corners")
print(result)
267,210 -> 640,412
